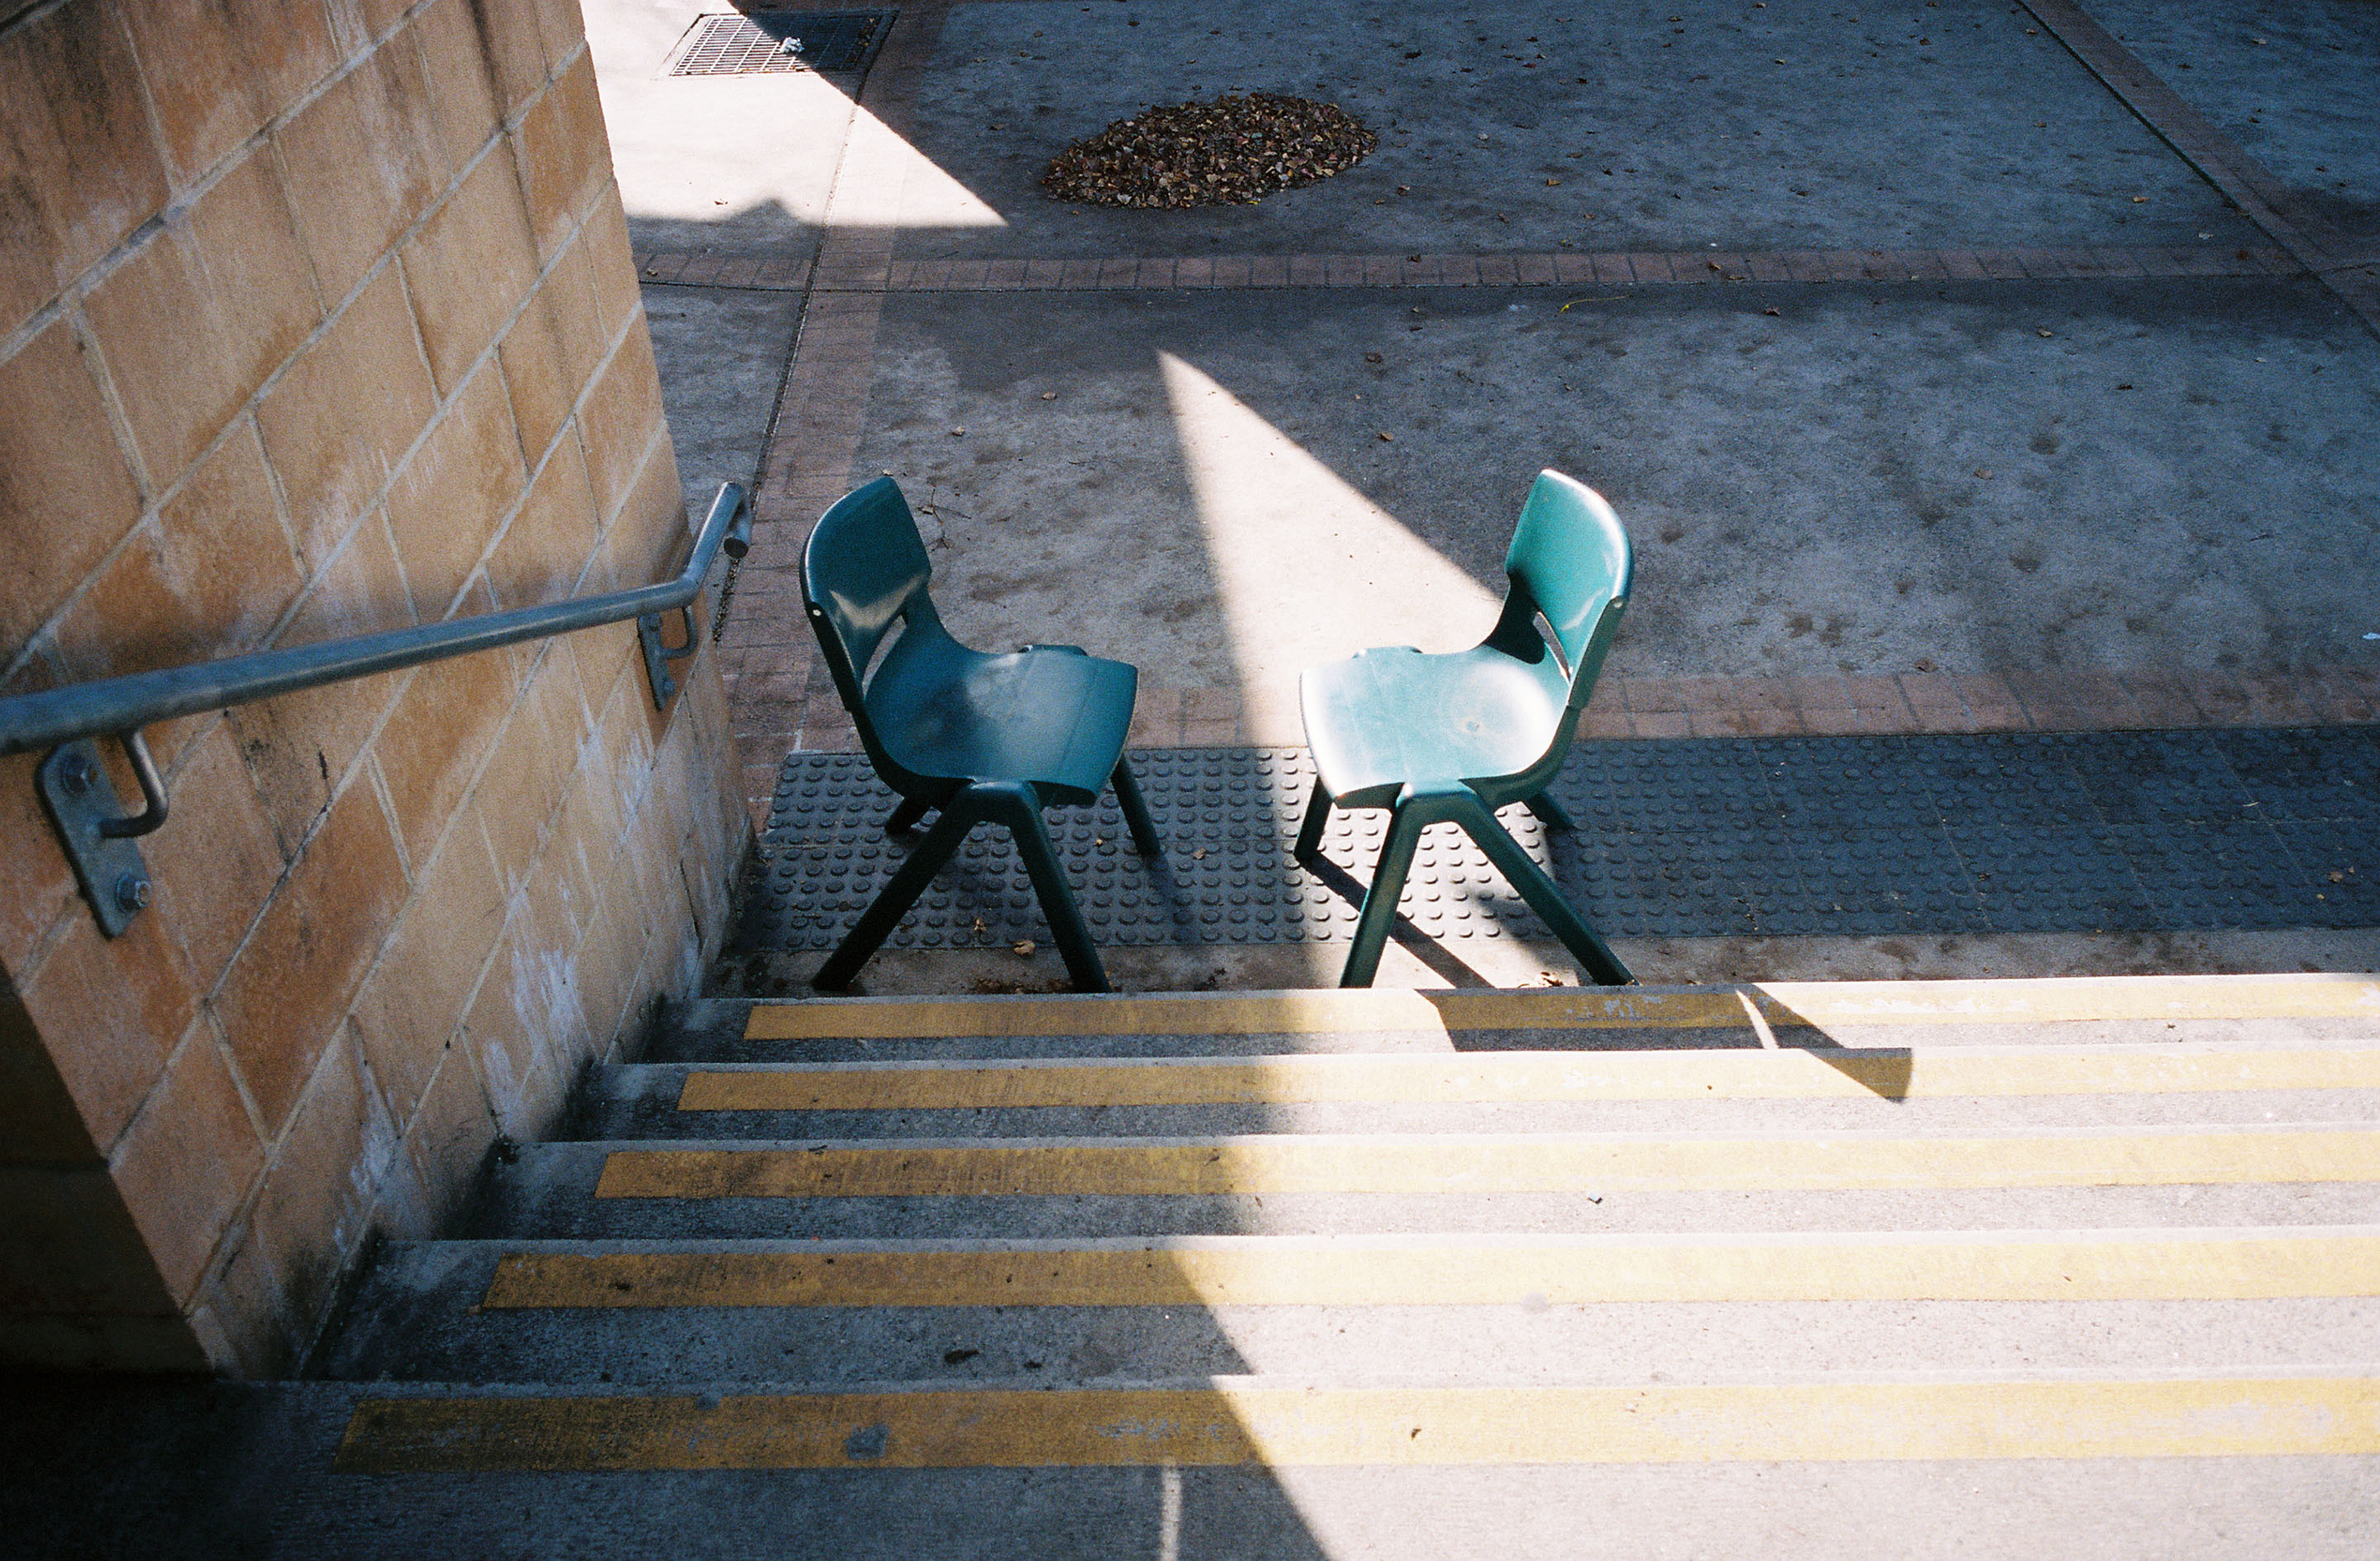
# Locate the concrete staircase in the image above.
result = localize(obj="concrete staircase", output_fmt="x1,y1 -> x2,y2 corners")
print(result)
304,975 -> 2380,1556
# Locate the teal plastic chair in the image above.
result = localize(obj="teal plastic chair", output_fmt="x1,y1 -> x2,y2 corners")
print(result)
1294,469 -> 1634,988
801,478 -> 1159,992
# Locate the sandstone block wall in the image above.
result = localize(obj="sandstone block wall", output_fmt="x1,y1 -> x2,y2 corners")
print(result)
0,0 -> 745,1373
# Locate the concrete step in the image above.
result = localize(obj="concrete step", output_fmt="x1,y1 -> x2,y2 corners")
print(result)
321,1373 -> 2380,1487
291,969 -> 2380,1554
654,973 -> 2380,1063
468,1131 -> 2380,1240
574,1043 -> 2380,1139
317,1229 -> 2380,1386
24,1375 -> 2368,1559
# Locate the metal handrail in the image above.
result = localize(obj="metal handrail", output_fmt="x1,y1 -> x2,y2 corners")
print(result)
5,482 -> 750,936
1,483 -> 750,756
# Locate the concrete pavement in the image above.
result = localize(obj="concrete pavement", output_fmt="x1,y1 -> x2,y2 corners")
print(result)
586,0 -> 2380,992
601,1 -> 2378,755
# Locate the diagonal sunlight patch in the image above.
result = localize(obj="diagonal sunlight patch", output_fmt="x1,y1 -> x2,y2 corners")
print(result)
608,79 -> 1007,230
1159,353 -> 1499,716
832,99 -> 1009,229
608,72 -> 854,228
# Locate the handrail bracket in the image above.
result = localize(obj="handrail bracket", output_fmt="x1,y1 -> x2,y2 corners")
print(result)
638,604 -> 700,710
36,730 -> 167,938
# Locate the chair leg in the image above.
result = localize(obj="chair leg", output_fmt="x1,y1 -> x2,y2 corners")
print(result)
812,797 -> 983,991
1338,788 -> 1444,988
987,784 -> 1110,992
884,796 -> 932,835
1524,789 -> 1575,833
1110,758 -> 1162,856
1454,795 -> 1632,988
1293,778 -> 1335,864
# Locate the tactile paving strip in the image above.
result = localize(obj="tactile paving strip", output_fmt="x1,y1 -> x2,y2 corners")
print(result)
735,730 -> 2380,952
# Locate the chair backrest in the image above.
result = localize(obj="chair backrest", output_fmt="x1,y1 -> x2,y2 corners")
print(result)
1502,469 -> 1633,714
803,476 -> 931,677
802,478 -> 940,785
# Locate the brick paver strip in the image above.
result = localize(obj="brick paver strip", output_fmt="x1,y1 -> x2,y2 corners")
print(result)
932,669 -> 2380,758
637,240 -> 2380,297
2017,0 -> 2378,336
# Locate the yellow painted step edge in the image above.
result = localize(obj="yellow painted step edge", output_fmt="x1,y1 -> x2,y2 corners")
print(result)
678,1045 -> 2380,1111
593,1129 -> 2380,1199
742,973 -> 2380,1040
336,1377 -> 2380,1471
482,1231 -> 2380,1309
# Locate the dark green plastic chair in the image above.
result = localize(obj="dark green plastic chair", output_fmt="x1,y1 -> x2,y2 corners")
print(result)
801,477 -> 1159,992
1294,469 -> 1634,988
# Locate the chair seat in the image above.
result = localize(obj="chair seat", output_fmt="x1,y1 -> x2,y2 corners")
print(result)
1300,644 -> 1567,810
868,633 -> 1138,803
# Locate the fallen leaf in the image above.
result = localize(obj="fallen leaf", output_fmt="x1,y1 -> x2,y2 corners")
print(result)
1364,351 -> 1382,363
1040,390 -> 1057,399
2037,329 -> 2054,338
1011,940 -> 1035,957
950,426 -> 966,435
1763,306 -> 1781,316
1378,431 -> 1394,441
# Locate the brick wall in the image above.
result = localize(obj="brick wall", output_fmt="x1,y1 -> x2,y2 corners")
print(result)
0,0 -> 745,1373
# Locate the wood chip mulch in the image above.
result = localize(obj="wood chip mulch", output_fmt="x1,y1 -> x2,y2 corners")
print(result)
1040,93 -> 1377,208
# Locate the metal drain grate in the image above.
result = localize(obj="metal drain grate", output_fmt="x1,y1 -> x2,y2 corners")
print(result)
668,10 -> 893,76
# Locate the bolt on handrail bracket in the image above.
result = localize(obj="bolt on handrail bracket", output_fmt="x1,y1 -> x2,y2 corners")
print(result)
3,483 -> 751,936
37,731 -> 167,938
